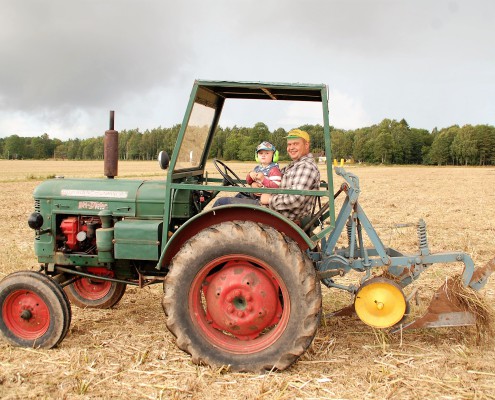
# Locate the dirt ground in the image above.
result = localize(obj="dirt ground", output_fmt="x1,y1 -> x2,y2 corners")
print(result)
0,160 -> 494,400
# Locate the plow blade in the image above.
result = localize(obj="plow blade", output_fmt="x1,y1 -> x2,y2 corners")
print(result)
395,278 -> 477,331
399,311 -> 475,330
399,256 -> 495,331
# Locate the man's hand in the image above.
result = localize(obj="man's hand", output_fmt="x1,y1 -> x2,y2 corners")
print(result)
259,193 -> 272,205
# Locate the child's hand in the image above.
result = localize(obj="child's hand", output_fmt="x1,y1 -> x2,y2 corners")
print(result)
249,171 -> 258,180
255,172 -> 264,182
251,181 -> 262,197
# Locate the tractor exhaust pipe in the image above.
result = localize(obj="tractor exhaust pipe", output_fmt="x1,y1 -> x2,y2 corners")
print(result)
104,110 -> 118,179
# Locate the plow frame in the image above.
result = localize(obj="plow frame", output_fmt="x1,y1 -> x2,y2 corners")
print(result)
314,167 -> 491,300
311,167 -> 495,330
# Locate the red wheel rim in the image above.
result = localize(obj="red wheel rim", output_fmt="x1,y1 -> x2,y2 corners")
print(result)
73,267 -> 113,300
3,290 -> 50,339
190,254 -> 289,353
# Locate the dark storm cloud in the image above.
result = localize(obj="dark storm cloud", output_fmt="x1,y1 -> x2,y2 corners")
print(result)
0,1 -> 191,111
0,0 -> 494,138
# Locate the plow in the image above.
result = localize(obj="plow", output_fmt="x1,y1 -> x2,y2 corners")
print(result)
0,80 -> 493,372
318,167 -> 495,332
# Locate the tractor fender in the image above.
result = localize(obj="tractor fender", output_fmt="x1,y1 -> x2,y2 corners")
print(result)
158,204 -> 316,270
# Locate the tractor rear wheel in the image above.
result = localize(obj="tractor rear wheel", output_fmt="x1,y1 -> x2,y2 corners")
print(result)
0,271 -> 71,348
64,267 -> 126,309
162,220 -> 322,372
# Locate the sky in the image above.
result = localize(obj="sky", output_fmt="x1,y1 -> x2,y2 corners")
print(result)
1,0 -> 494,140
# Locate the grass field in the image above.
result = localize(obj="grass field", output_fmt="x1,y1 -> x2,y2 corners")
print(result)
0,160 -> 494,399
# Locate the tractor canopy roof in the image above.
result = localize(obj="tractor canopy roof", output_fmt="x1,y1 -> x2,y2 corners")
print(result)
193,80 -> 327,102
169,80 -> 331,174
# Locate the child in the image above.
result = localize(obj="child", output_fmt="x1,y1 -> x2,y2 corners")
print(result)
246,141 -> 282,191
212,141 -> 282,206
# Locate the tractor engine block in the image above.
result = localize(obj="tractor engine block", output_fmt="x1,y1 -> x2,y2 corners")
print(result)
58,216 -> 101,254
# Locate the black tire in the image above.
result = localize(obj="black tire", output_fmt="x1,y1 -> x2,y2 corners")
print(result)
64,273 -> 126,309
162,220 -> 322,372
36,272 -> 72,346
0,271 -> 71,348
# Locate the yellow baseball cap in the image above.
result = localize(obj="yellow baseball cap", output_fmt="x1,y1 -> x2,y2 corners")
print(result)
286,129 -> 310,142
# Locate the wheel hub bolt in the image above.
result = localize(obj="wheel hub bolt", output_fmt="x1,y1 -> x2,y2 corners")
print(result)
20,309 -> 32,320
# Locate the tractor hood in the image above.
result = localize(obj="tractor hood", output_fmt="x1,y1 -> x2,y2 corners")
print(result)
33,178 -> 166,218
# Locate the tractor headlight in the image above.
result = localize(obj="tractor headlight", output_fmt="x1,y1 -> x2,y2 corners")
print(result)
28,212 -> 43,230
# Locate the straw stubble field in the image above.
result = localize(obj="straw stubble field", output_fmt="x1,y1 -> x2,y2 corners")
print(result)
0,160 -> 494,399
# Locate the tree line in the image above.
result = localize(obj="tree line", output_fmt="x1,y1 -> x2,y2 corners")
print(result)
1,119 -> 494,165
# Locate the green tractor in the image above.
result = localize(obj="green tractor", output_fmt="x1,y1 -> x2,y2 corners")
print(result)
1,80 -> 493,372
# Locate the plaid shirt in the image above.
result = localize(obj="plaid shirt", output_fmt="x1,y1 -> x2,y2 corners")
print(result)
269,153 -> 320,221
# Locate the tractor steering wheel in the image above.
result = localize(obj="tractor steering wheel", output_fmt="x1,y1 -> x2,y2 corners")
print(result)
213,159 -> 255,199
213,159 -> 246,187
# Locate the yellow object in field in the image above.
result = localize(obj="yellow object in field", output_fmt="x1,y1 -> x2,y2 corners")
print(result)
354,278 -> 407,328
333,159 -> 345,166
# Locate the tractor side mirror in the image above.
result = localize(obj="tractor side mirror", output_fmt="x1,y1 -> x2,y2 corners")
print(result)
158,151 -> 170,170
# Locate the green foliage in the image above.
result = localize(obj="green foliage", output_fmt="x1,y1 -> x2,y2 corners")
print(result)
1,120 -> 494,165
477,125 -> 495,165
429,126 -> 459,165
352,127 -> 374,162
4,135 -> 25,159
331,129 -> 353,160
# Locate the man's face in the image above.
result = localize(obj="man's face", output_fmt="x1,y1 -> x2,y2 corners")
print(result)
286,138 -> 309,161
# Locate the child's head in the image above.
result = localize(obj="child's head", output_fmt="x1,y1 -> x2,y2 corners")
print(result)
256,142 -> 277,166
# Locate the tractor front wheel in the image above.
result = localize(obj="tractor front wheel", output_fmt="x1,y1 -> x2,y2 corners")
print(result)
0,271 -> 71,348
162,220 -> 322,372
64,267 -> 126,309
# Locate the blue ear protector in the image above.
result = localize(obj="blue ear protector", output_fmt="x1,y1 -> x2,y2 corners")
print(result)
255,150 -> 279,163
